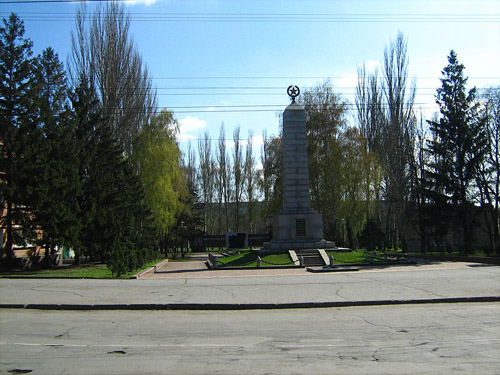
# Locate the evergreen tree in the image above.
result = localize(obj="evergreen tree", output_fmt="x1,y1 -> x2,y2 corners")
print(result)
0,13 -> 38,261
71,76 -> 156,273
425,50 -> 488,253
31,47 -> 80,265
69,76 -> 101,264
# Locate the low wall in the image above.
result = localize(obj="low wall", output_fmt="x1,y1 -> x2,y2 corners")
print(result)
132,259 -> 169,279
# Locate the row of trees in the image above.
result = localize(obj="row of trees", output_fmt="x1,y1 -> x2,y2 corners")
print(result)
1,5 -> 189,273
2,5 -> 498,264
188,125 -> 261,236
184,33 -> 499,254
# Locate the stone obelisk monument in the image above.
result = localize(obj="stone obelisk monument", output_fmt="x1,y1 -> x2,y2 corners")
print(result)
264,86 -> 335,251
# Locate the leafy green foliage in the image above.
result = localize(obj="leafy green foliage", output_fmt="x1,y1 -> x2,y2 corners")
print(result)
0,13 -> 184,274
132,110 -> 186,237
301,81 -> 380,246
217,251 -> 292,267
0,258 -> 164,279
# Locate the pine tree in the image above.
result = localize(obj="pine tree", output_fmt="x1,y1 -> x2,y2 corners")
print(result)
0,13 -> 38,261
71,76 -> 156,273
425,50 -> 488,253
69,76 -> 101,264
31,47 -> 80,266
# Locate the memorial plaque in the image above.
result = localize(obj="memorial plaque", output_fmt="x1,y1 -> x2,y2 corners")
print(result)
295,219 -> 306,237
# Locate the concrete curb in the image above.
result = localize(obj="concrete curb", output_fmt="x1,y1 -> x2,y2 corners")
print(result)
412,254 -> 500,264
1,296 -> 499,311
132,259 -> 169,279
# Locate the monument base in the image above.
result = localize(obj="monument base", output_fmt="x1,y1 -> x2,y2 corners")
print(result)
262,210 -> 336,252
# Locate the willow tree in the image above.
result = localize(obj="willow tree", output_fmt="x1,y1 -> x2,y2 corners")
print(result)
132,110 -> 186,239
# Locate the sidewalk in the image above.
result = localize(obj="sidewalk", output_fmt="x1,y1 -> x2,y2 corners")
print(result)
1,256 -> 499,310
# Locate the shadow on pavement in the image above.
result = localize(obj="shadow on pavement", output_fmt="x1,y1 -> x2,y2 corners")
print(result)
467,263 -> 500,268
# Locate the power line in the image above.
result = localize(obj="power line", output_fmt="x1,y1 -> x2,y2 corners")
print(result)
150,76 -> 500,80
1,10 -> 499,23
99,104 -> 441,115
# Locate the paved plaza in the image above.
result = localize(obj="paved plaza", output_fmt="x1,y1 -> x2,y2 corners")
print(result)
1,256 -> 499,308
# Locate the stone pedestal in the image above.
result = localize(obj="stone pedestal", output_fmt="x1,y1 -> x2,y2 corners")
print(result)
264,100 -> 335,252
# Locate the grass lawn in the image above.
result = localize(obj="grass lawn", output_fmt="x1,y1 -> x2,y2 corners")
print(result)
217,251 -> 294,267
216,249 -> 406,268
0,258 -> 164,279
326,250 -> 411,264
326,250 -> 368,263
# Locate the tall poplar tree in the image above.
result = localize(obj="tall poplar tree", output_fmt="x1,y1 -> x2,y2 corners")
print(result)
477,87 -> 500,254
232,126 -> 243,231
198,131 -> 214,234
244,130 -> 257,233
70,2 -> 156,154
356,32 -> 416,249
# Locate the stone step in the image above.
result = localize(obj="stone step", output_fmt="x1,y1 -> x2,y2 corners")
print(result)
295,249 -> 326,267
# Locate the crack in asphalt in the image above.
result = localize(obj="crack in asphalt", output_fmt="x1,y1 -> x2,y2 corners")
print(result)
31,288 -> 86,298
334,283 -> 347,300
397,282 -> 448,299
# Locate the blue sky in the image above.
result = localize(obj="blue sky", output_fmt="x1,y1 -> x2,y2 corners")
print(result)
2,0 -> 499,157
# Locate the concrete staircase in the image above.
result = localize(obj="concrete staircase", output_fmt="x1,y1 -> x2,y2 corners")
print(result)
295,249 -> 327,267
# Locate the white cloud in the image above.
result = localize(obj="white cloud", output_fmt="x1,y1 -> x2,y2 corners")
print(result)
365,60 -> 381,72
178,116 -> 206,142
338,74 -> 358,91
177,133 -> 197,142
178,116 -> 206,132
225,134 -> 264,149
249,135 -> 264,148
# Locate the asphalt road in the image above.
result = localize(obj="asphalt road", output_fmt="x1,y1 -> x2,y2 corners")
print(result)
1,303 -> 499,375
